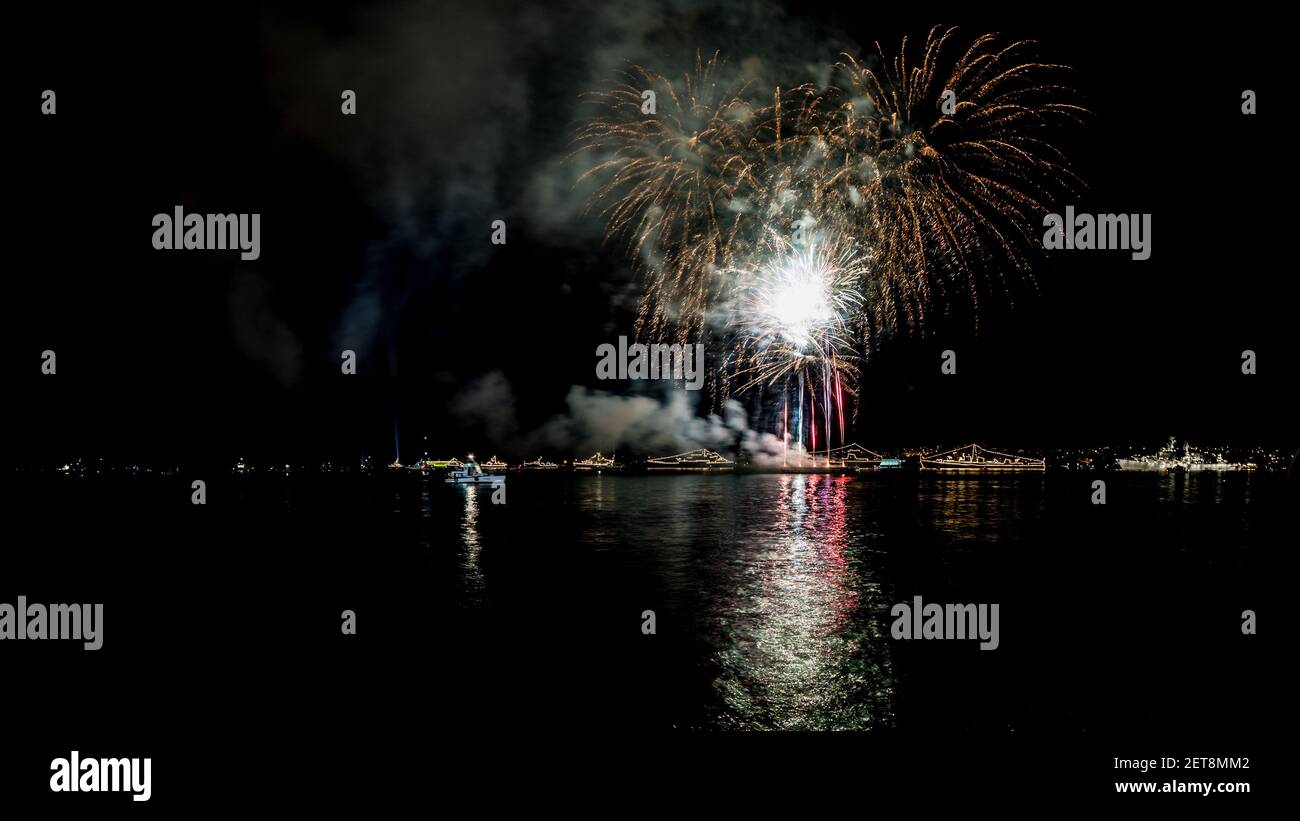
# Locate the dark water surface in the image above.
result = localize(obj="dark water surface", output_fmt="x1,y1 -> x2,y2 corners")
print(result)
8,470 -> 1278,746
427,471 -> 1277,733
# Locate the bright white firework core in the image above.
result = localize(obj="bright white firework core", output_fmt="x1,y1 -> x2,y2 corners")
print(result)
758,250 -> 836,349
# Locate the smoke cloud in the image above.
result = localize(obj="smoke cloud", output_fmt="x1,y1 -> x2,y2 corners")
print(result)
450,371 -> 794,466
260,0 -> 848,361
229,271 -> 304,387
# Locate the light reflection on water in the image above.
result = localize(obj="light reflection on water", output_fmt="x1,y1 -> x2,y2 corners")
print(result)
457,485 -> 486,607
438,471 -> 1268,730
703,475 -> 893,730
921,475 -> 1046,544
561,473 -> 895,729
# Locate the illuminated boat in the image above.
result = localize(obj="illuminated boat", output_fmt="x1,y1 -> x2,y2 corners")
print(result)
825,443 -> 885,469
574,452 -> 621,473
1118,437 -> 1256,472
858,457 -> 911,472
920,444 -> 1044,472
519,457 -> 559,470
647,448 -> 734,472
481,456 -> 509,473
445,458 -> 502,484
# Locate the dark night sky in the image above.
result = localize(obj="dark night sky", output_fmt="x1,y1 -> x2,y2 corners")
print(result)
7,2 -> 1293,468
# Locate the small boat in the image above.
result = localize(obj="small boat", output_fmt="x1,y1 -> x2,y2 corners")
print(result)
519,457 -> 559,471
445,458 -> 502,484
574,452 -> 621,473
481,456 -> 509,473
647,448 -> 734,472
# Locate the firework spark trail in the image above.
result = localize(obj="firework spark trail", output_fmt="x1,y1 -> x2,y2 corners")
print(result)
579,26 -> 1085,438
825,26 -> 1087,337
822,353 -> 831,458
811,391 -> 816,453
725,228 -> 866,394
796,374 -> 804,458
577,52 -> 762,344
835,366 -> 845,446
783,395 -> 788,466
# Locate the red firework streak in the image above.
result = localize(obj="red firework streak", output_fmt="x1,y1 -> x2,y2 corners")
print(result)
783,396 -> 789,467
810,389 -> 817,452
835,365 -> 845,447
823,365 -> 831,457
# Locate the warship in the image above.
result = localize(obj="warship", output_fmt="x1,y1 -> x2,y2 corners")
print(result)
825,443 -> 885,469
647,449 -> 735,472
920,444 -> 1045,472
1118,437 -> 1256,472
574,452 -> 621,473
480,456 -> 509,473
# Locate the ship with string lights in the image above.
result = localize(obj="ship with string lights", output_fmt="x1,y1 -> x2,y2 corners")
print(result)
519,457 -> 560,471
411,457 -> 462,472
920,444 -> 1045,473
826,443 -> 885,469
1118,437 -> 1256,473
574,452 -> 622,473
647,449 -> 735,472
481,456 -> 509,473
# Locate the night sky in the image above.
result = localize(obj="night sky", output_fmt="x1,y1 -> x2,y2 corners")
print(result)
8,2 -> 1292,469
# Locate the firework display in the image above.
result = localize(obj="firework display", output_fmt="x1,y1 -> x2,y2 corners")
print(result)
6,4 -> 1285,806
579,25 -> 1086,453
726,227 -> 865,393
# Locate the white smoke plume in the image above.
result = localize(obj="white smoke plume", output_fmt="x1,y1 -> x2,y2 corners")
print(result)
450,370 -> 793,466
